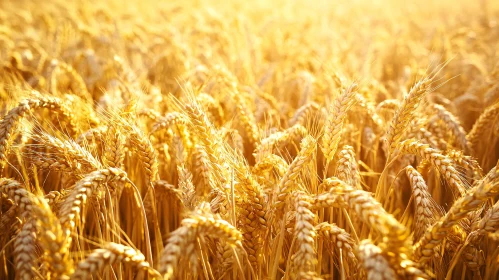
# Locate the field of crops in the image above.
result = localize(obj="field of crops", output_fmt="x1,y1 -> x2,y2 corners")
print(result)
1,0 -> 499,279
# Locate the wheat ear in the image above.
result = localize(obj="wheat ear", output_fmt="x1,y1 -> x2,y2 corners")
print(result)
102,126 -> 125,169
0,95 -> 78,168
397,139 -> 467,197
385,78 -> 430,153
356,239 -> 396,280
467,102 -> 499,151
321,83 -> 357,163
315,222 -> 356,262
32,196 -> 73,278
14,218 -> 37,280
252,153 -> 289,178
128,125 -> 159,183
0,178 -> 33,219
291,192 -> 317,274
432,104 -> 470,153
290,102 -> 321,126
406,166 -> 443,242
230,155 -> 267,265
184,103 -> 229,187
31,132 -> 102,173
336,145 -> 361,188
58,168 -> 127,242
275,135 -> 317,208
70,243 -> 159,280
150,112 -> 189,135
413,165 -> 499,263
255,124 -> 308,161
158,203 -> 242,279
315,178 -> 410,256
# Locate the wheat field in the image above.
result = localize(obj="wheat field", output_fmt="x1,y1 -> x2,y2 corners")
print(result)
1,0 -> 499,279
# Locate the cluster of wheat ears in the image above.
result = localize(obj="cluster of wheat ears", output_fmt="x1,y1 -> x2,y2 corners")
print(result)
1,0 -> 499,279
